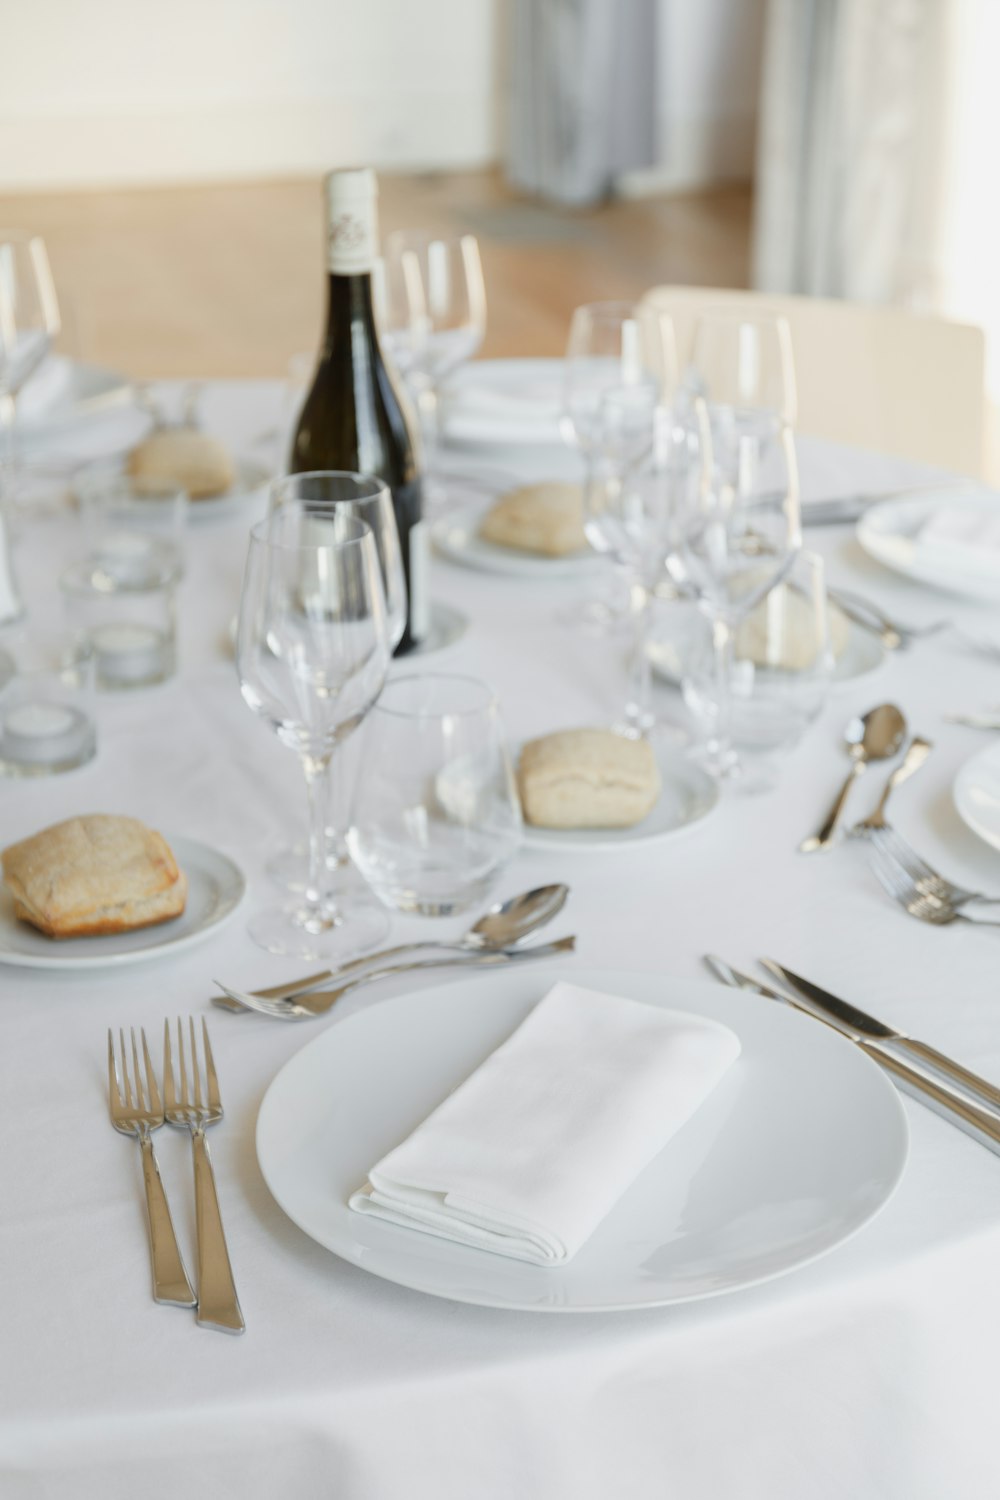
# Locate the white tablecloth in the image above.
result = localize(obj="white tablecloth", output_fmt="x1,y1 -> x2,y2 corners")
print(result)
4,380 -> 1000,1499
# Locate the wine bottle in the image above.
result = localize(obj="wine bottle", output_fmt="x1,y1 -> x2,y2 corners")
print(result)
290,168 -> 428,653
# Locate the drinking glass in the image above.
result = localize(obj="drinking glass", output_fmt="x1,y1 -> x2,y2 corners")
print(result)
679,550 -> 834,790
236,505 -> 390,958
668,400 -> 801,779
348,673 -> 522,916
560,301 -> 677,632
0,232 -> 60,624
265,471 -> 406,906
381,231 -> 487,506
585,386 -> 698,739
686,309 -> 797,428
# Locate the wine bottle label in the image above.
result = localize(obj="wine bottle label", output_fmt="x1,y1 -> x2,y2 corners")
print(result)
408,519 -> 431,643
325,168 -> 378,276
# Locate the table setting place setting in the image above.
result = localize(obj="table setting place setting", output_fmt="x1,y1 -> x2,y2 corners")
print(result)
5,171 -> 1000,1494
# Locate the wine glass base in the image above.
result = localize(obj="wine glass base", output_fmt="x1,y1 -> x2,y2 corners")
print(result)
247,891 -> 391,961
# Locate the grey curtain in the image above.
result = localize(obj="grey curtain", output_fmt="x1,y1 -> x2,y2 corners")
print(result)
504,0 -> 658,206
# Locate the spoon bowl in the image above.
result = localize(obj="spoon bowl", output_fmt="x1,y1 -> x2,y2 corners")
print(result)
800,703 -> 907,852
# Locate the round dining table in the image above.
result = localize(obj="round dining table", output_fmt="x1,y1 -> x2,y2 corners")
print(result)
3,374 -> 1000,1500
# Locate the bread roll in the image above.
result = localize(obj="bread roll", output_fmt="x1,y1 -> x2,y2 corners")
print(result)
2,814 -> 187,938
128,428 -> 235,500
735,589 -> 850,670
480,482 -> 587,557
518,729 -> 660,829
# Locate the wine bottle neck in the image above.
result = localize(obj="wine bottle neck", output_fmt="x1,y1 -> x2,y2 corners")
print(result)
323,272 -> 377,341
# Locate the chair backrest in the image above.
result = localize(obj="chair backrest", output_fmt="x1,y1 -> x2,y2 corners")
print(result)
642,284 -> 985,477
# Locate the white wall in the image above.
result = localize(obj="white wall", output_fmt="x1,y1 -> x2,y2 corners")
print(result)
621,0 -> 766,196
0,0 -> 500,191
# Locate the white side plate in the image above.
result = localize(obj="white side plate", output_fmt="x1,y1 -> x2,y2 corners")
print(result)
432,501 -> 602,581
0,834 -> 246,969
857,488 -> 1000,600
256,968 -> 909,1312
954,741 -> 1000,854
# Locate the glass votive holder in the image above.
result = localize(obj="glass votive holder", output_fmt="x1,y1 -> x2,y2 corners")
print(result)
348,673 -> 522,916
74,465 -> 188,582
60,561 -> 177,691
0,632 -> 97,776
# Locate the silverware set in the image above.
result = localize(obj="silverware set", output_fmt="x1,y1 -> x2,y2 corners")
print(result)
107,1019 -> 244,1334
801,705 -> 1000,925
704,956 -> 1000,1157
213,882 -> 576,1021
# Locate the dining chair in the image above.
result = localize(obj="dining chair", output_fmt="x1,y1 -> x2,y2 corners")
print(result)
641,284 -> 985,477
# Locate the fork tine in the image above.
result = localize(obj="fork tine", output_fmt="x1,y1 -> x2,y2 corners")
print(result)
141,1029 -> 161,1115
130,1028 -> 144,1111
119,1027 -> 133,1107
177,1017 -> 188,1104
162,1018 -> 176,1110
202,1019 -> 221,1110
190,1017 -> 203,1109
107,1029 -> 123,1111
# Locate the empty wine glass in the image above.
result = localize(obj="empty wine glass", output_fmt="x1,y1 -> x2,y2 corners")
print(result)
668,400 -> 801,779
381,231 -> 487,507
236,505 -> 390,958
585,387 -> 699,740
560,301 -> 677,632
348,673 -> 522,916
264,471 -> 407,908
0,232 -> 60,624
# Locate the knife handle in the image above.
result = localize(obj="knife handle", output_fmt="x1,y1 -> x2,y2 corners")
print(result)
887,1038 -> 1000,1117
860,1042 -> 1000,1156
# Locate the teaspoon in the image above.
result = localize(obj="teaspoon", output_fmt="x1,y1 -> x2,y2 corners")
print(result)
799,704 -> 906,853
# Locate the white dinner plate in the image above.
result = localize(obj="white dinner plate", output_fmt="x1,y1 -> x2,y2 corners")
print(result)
857,488 -> 1000,600
16,359 -> 151,457
516,740 -> 718,853
441,358 -> 565,447
256,967 -> 908,1312
432,501 -> 602,581
0,834 -> 245,969
648,607 -> 885,688
953,741 -> 1000,853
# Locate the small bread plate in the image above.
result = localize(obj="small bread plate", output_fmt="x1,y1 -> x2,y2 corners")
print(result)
857,487 -> 1000,600
515,739 -> 718,853
432,502 -> 603,581
256,968 -> 908,1312
953,741 -> 1000,854
0,834 -> 246,970
184,456 -> 271,522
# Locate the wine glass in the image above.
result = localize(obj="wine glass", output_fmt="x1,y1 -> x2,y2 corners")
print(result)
585,386 -> 698,740
0,233 -> 60,624
236,505 -> 391,958
264,472 -> 406,910
560,301 -> 677,632
381,231 -> 487,506
668,398 -> 801,779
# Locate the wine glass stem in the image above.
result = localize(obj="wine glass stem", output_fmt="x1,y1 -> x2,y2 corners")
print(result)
708,613 -> 737,772
0,391 -> 24,625
417,383 -> 440,470
624,579 -> 654,737
302,753 -> 337,918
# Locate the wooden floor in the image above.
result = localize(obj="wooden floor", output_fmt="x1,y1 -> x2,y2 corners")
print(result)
0,170 -> 753,379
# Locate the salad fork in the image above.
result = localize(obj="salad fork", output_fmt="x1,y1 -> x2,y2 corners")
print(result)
868,824 -> 1000,913
164,1018 -> 245,1334
826,586 -> 951,650
869,839 -> 1000,927
107,1027 -> 196,1308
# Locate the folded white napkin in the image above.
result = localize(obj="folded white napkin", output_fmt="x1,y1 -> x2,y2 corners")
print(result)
349,981 -> 740,1265
15,353 -> 72,425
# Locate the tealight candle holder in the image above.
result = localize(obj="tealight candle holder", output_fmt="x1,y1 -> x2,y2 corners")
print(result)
74,465 -> 187,582
0,635 -> 97,776
60,559 -> 178,691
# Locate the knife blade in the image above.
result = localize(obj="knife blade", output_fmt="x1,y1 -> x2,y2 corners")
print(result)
761,960 -> 1000,1117
703,955 -> 1000,1157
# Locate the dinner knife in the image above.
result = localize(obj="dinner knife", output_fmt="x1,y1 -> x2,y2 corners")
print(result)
760,960 -> 1000,1117
702,955 -> 1000,1157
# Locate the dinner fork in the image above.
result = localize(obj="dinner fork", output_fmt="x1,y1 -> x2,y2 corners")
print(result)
107,1027 -> 197,1308
868,824 -> 1000,913
869,839 -> 1000,927
163,1019 -> 245,1334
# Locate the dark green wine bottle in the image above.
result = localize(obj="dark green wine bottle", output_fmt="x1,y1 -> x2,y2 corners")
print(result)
290,168 -> 428,654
